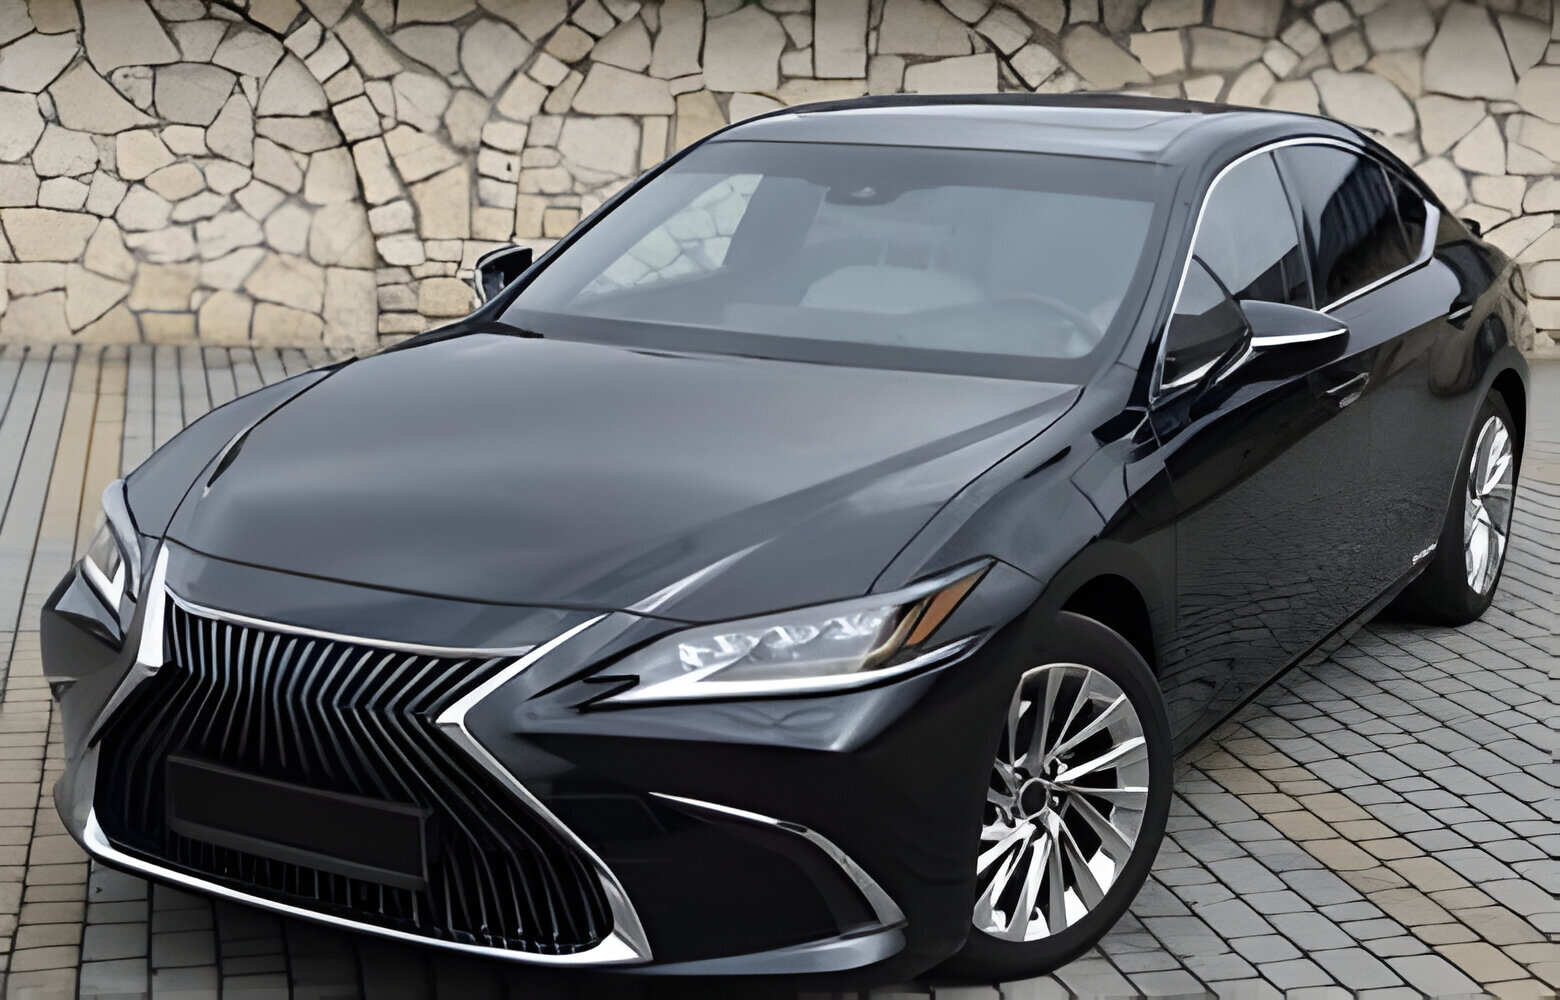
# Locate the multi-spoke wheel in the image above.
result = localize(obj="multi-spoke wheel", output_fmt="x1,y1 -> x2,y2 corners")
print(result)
1463,415 -> 1514,596
975,663 -> 1147,942
1395,391 -> 1520,626
942,613 -> 1171,981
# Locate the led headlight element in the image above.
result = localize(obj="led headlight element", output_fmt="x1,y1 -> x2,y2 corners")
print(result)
603,561 -> 990,704
81,479 -> 141,613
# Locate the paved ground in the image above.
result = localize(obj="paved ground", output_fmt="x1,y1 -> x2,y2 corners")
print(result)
0,345 -> 1552,1000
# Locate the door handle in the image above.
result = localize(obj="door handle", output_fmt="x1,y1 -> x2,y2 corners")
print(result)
1323,372 -> 1369,407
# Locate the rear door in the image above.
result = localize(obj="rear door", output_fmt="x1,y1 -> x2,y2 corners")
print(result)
1148,150 -> 1378,732
1273,144 -> 1450,593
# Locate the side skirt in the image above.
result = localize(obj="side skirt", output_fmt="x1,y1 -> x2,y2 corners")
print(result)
1171,553 -> 1433,754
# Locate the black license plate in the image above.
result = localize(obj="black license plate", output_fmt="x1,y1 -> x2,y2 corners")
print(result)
165,754 -> 429,891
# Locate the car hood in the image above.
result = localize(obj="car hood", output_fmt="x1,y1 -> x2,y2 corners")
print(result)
166,332 -> 1077,620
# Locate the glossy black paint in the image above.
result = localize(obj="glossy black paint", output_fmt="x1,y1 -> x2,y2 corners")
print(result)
44,95 -> 1532,983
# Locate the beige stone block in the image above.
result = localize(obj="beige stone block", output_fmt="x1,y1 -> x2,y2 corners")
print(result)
145,162 -> 204,201
1130,31 -> 1185,77
64,264 -> 127,329
1,208 -> 95,260
74,301 -> 139,342
1424,3 -> 1517,99
409,165 -> 469,240
704,5 -> 786,92
196,289 -> 253,344
594,17 -> 651,72
243,251 -> 323,311
322,266 -> 375,351
878,0 -> 971,55
50,62 -> 154,133
80,0 -> 178,73
417,275 -> 473,316
0,290 -> 69,339
303,146 -> 358,205
573,63 -> 674,115
128,261 -> 197,310
252,300 -> 322,344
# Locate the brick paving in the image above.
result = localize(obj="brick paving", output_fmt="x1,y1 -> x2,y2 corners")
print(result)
0,344 -> 1552,1000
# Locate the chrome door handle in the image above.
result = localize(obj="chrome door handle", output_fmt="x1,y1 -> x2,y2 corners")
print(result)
1324,372 -> 1369,406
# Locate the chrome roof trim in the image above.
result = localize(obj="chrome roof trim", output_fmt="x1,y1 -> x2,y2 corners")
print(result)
1150,135 -> 1441,401
650,792 -> 906,930
81,809 -> 647,965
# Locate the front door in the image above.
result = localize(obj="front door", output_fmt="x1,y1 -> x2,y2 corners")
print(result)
1147,150 -> 1378,734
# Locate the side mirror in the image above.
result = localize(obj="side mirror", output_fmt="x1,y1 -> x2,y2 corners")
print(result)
1240,300 -> 1349,352
472,244 -> 534,303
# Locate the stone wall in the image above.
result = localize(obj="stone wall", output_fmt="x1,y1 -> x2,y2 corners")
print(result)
0,0 -> 1554,355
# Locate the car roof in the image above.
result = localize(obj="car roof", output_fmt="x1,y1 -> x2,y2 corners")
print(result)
713,93 -> 1363,167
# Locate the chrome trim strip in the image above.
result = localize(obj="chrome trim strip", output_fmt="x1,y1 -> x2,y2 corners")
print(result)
431,616 -> 652,962
80,809 -> 646,965
87,546 -> 170,746
165,590 -> 541,659
649,793 -> 906,929
1251,325 -> 1349,349
1447,304 -> 1473,321
92,567 -> 651,964
1151,136 -> 1441,401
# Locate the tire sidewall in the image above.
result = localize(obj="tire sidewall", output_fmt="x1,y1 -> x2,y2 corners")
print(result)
941,611 -> 1173,982
1426,393 -> 1518,622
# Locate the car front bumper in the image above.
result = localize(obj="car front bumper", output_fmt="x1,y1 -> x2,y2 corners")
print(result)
44,541 -> 1038,980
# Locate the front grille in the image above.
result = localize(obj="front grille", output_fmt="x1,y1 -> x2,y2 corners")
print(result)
94,599 -> 612,955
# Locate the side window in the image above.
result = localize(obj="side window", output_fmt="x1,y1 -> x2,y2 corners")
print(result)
1389,172 -> 1430,258
1162,258 -> 1249,390
1191,153 -> 1309,307
1276,146 -> 1416,305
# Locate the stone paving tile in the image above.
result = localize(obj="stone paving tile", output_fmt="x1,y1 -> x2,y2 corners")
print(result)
0,345 -> 1553,999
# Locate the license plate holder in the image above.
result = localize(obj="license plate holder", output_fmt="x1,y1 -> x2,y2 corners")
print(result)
165,754 -> 429,891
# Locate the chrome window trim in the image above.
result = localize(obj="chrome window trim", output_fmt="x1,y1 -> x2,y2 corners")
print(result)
1150,135 -> 1440,402
649,792 -> 907,930
85,561 -> 653,965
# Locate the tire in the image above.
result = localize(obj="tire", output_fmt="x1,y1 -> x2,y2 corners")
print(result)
1393,392 -> 1519,626
937,612 -> 1173,982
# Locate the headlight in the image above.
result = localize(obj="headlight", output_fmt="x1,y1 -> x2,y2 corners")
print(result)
81,479 -> 141,612
600,561 -> 991,704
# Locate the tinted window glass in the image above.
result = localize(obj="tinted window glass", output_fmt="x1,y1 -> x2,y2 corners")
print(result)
506,141 -> 1166,381
1390,173 -> 1429,258
1192,153 -> 1309,307
1277,146 -> 1415,305
1162,258 -> 1248,390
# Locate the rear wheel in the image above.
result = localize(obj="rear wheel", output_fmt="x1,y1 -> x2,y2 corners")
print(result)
1394,393 -> 1519,625
940,613 -> 1171,982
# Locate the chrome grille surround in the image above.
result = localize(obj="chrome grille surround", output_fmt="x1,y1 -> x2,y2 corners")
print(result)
86,559 -> 649,965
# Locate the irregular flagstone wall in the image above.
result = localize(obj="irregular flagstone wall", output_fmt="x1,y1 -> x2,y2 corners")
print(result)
0,0 -> 1555,355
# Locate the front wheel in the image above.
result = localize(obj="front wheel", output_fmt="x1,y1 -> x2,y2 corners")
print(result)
939,612 -> 1172,982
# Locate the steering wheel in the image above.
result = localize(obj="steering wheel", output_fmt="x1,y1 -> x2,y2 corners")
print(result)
993,292 -> 1105,348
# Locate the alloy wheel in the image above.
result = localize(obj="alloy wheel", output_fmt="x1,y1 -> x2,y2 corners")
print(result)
974,662 -> 1149,942
1464,415 -> 1514,596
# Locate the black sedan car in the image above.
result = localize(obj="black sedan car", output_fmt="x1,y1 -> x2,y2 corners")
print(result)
44,96 -> 1530,983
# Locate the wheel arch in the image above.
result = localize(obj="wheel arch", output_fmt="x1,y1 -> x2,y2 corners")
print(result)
1490,366 -> 1526,455
1037,541 -> 1170,678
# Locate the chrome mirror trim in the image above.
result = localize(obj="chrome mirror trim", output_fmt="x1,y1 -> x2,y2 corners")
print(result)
1250,325 -> 1349,350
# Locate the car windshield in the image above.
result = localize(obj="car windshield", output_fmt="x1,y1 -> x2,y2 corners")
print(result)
502,140 -> 1170,380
